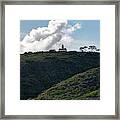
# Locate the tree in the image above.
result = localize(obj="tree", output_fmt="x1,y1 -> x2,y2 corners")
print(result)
83,46 -> 88,52
79,47 -> 84,52
84,46 -> 88,49
96,49 -> 100,52
88,46 -> 97,52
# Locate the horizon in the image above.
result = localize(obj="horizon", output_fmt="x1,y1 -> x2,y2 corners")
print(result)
20,44 -> 100,54
20,20 -> 100,54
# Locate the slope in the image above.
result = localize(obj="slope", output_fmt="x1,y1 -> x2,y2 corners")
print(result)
20,52 -> 100,99
35,67 -> 100,100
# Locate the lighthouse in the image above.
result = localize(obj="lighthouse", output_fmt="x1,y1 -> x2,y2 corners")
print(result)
59,44 -> 67,52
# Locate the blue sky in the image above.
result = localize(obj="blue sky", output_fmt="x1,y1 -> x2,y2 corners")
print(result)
20,20 -> 100,50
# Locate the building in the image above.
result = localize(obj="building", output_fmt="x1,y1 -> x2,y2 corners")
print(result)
49,49 -> 56,53
59,44 -> 67,52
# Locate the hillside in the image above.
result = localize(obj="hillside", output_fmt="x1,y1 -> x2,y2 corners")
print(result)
20,52 -> 100,100
35,67 -> 100,100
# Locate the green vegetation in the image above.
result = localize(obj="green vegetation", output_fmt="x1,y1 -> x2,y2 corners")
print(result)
20,52 -> 100,100
35,67 -> 100,100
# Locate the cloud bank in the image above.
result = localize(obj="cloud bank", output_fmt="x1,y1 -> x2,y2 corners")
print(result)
20,20 -> 81,54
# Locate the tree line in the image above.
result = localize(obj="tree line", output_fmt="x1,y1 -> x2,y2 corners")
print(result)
79,45 -> 100,52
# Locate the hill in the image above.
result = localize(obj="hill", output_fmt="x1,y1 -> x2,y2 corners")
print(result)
20,52 -> 100,100
35,67 -> 100,100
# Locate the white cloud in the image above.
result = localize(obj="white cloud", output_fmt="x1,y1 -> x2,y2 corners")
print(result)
51,35 -> 74,51
20,32 -> 27,41
67,23 -> 81,33
20,20 -> 81,54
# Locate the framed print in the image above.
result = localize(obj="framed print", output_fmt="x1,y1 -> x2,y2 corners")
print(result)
0,0 -> 119,119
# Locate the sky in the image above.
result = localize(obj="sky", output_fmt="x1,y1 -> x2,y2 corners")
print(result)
20,20 -> 100,53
